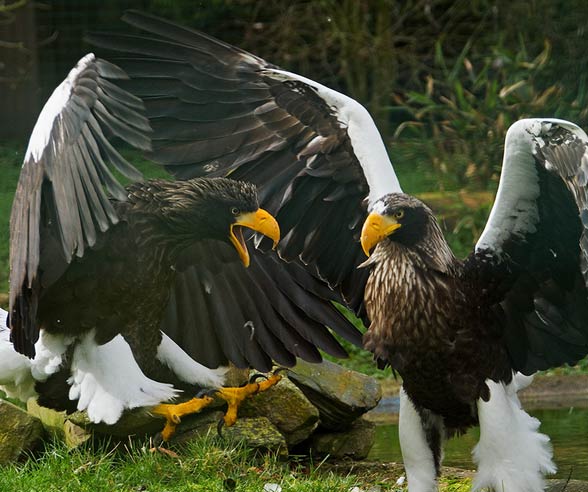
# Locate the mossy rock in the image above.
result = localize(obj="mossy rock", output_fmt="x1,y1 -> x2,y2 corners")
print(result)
170,410 -> 226,444
240,376 -> 319,446
310,417 -> 376,460
169,411 -> 287,457
169,413 -> 288,456
222,417 -> 287,456
0,399 -> 44,463
28,397 -> 170,442
26,398 -> 91,447
288,359 -> 382,430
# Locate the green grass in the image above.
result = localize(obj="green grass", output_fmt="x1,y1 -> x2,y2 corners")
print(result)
0,433 -> 479,491
0,436 -> 371,492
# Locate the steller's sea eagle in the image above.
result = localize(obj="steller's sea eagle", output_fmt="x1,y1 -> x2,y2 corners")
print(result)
87,11 -> 588,491
1,53 -> 362,440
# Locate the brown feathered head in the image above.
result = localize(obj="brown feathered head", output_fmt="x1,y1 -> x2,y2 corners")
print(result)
361,193 -> 457,273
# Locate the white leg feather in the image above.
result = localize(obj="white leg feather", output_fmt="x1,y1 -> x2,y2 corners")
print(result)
0,309 -> 37,401
473,377 -> 556,492
399,387 -> 439,492
156,332 -> 227,388
67,331 -> 179,425
30,329 -> 74,381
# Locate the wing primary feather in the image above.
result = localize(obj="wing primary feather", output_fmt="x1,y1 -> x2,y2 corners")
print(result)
97,87 -> 151,132
93,99 -> 151,151
82,124 -> 128,202
95,57 -> 130,79
68,143 -> 97,247
74,139 -> 112,231
225,260 -> 297,367
99,77 -> 145,110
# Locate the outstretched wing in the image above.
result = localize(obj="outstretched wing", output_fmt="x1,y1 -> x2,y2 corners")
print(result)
162,241 -> 362,372
10,53 -> 151,356
86,10 -> 402,319
474,118 -> 588,374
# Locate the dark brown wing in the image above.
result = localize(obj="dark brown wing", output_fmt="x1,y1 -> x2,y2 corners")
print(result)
86,10 -> 403,320
471,119 -> 588,374
162,240 -> 362,372
9,54 -> 151,356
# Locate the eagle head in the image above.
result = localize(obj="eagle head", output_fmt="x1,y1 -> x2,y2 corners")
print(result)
156,177 -> 280,267
360,193 -> 436,256
360,192 -> 457,274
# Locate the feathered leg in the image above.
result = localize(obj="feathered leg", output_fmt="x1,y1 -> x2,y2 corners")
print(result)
0,308 -> 36,401
473,376 -> 556,492
399,386 -> 445,492
68,331 -> 179,425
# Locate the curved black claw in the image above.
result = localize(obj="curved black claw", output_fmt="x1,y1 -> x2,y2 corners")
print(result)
196,388 -> 217,398
217,417 -> 225,438
272,367 -> 288,376
152,432 -> 165,448
248,373 -> 268,384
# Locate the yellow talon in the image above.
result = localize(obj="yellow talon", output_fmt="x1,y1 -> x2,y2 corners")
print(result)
216,372 -> 282,427
151,372 -> 283,440
160,420 -> 177,443
152,395 -> 215,441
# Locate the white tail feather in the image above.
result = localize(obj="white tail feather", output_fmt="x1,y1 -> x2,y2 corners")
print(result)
68,331 -> 179,424
473,377 -> 556,492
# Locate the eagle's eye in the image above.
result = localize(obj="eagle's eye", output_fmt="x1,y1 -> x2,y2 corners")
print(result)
231,207 -> 240,216
394,209 -> 405,219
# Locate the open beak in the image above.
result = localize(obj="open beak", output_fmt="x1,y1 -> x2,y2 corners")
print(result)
229,209 -> 280,267
360,212 -> 402,257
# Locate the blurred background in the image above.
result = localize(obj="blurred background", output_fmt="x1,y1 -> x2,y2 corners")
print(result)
1,0 -> 588,286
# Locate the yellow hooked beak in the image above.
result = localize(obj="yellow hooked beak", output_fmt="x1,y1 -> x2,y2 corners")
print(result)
360,212 -> 402,257
229,209 -> 280,267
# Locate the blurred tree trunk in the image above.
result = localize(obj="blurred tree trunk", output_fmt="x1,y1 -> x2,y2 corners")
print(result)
330,0 -> 399,139
0,0 -> 39,140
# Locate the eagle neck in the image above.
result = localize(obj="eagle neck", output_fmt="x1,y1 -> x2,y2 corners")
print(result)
120,180 -> 211,265
363,240 -> 463,366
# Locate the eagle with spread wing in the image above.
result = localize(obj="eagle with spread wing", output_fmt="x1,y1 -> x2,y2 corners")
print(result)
2,52 -> 362,440
86,11 -> 588,491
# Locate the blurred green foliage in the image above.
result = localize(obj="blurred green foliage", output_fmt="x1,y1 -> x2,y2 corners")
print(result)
0,144 -> 23,296
396,40 -> 560,186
